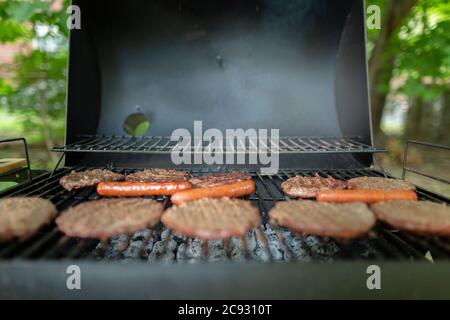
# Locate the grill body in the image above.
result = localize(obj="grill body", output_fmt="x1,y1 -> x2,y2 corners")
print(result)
1,0 -> 449,299
1,168 -> 449,298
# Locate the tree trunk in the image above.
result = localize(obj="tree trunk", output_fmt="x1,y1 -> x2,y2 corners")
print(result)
369,0 -> 418,141
37,90 -> 58,165
405,96 -> 424,140
437,91 -> 450,144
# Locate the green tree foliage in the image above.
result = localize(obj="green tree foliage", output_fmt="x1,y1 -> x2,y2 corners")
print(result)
367,0 -> 450,142
395,1 -> 450,100
0,0 -> 70,167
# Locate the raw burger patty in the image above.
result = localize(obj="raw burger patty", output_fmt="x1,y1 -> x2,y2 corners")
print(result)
126,168 -> 189,182
371,200 -> 450,236
281,174 -> 347,198
269,200 -> 376,239
348,177 -> 416,191
56,199 -> 163,240
60,169 -> 124,191
161,198 -> 261,240
0,197 -> 57,241
189,172 -> 252,188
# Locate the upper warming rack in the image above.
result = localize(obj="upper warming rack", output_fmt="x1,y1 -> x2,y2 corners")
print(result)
52,135 -> 386,155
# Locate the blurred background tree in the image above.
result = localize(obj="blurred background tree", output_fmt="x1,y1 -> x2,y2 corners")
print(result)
366,0 -> 449,194
368,0 -> 449,145
0,0 -> 69,168
0,0 -> 449,193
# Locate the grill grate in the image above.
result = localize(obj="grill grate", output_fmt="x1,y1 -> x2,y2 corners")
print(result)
52,135 -> 386,154
0,168 -> 449,263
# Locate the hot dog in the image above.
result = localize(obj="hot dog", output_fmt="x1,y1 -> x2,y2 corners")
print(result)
170,180 -> 256,205
97,181 -> 192,197
316,190 -> 418,203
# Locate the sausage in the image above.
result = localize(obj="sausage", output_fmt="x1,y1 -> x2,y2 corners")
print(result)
97,181 -> 192,197
316,190 -> 418,203
170,180 -> 256,205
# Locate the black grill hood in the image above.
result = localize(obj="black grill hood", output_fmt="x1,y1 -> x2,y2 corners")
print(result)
65,0 -> 372,168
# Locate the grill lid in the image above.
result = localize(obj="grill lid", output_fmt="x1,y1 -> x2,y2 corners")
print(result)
67,0 -> 371,140
64,0 -> 373,167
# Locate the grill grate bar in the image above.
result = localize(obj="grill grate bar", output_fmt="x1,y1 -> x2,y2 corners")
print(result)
397,233 -> 450,259
334,240 -> 360,260
201,240 -> 209,260
67,239 -> 99,259
380,230 -> 426,260
224,238 -> 233,260
18,228 -> 61,259
3,167 -> 76,198
40,236 -> 75,259
255,226 -> 273,261
275,230 -> 293,262
371,231 -> 410,260
52,135 -> 386,155
240,237 -> 250,260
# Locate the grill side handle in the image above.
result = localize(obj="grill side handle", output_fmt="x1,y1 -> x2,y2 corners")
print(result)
0,138 -> 32,183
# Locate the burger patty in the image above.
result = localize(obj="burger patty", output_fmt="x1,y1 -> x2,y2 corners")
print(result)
189,172 -> 252,188
281,174 -> 347,198
348,177 -> 416,191
161,198 -> 261,240
0,197 -> 57,241
60,169 -> 124,191
269,200 -> 376,239
56,199 -> 163,240
371,200 -> 450,236
126,168 -> 189,182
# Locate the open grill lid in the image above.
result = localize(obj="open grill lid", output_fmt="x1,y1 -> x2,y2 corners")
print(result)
64,0 -> 374,168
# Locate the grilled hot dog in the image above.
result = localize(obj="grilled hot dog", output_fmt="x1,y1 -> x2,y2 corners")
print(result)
316,190 -> 418,203
171,180 -> 256,205
97,181 -> 192,197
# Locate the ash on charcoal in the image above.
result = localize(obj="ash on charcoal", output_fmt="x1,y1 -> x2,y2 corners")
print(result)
303,235 -> 340,261
90,241 -> 109,260
208,240 -> 226,262
148,239 -> 177,263
160,228 -> 171,241
172,235 -> 185,246
263,224 -> 284,261
229,238 -> 246,261
176,238 -> 201,263
132,229 -> 152,242
90,223 -> 347,263
281,231 -> 310,261
121,229 -> 154,260
246,230 -> 257,252
228,231 -> 260,261
176,243 -> 187,261
253,247 -> 269,261
102,234 -> 130,259
123,240 -> 144,260
143,233 -> 157,258
252,230 -> 271,262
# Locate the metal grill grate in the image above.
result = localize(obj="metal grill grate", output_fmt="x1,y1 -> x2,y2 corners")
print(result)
0,168 -> 449,263
52,135 -> 386,154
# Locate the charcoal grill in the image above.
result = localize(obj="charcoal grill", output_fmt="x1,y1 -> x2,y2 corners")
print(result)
1,0 -> 450,299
